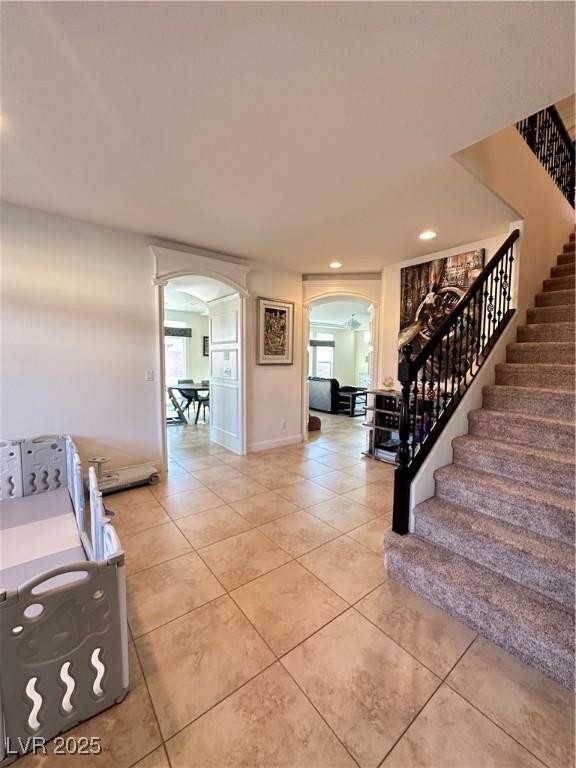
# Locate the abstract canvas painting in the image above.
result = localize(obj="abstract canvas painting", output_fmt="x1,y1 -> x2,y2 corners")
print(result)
398,249 -> 485,359
257,297 -> 294,364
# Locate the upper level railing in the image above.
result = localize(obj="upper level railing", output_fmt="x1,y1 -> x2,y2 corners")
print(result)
392,229 -> 520,534
517,106 -> 575,207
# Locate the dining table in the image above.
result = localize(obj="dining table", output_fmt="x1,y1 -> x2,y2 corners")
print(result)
167,384 -> 210,425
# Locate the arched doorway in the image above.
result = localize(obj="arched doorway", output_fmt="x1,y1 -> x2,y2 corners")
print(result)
157,273 -> 247,470
302,293 -> 380,445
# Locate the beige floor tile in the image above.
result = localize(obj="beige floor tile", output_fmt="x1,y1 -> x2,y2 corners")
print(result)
18,646 -> 161,768
198,529 -> 292,590
104,486 -> 156,512
314,452 -> 363,470
136,595 -> 274,739
447,637 -> 575,768
259,511 -> 340,557
275,480 -> 337,509
311,470 -> 367,494
149,473 -> 204,499
176,505 -> 252,548
232,561 -> 347,655
290,458 -> 336,479
160,487 -> 224,519
343,459 -> 396,483
177,454 -> 225,471
166,664 -> 356,768
209,475 -> 268,503
133,746 -> 170,768
382,685 -> 543,768
247,465 -> 304,490
299,536 -> 386,603
109,499 -> 171,538
231,491 -> 300,525
347,514 -> 392,553
282,609 -> 440,768
123,522 -> 192,574
127,552 -> 225,637
290,444 -> 335,459
307,496 -> 378,532
190,464 -> 244,484
165,461 -> 189,476
344,481 -> 394,514
356,580 -> 475,677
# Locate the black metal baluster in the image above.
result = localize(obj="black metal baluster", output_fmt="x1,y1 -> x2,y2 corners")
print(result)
501,248 -> 510,317
487,268 -> 495,345
393,344 -> 413,535
464,298 -> 472,382
506,245 -> 514,313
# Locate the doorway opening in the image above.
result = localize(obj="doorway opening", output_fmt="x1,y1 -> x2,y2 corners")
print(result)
304,295 -> 377,453
160,274 -> 246,470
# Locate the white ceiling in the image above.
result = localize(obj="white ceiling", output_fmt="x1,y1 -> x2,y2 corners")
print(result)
310,298 -> 371,330
1,3 -> 574,272
165,275 -> 235,312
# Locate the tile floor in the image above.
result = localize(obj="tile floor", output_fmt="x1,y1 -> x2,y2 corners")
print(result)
21,415 -> 575,767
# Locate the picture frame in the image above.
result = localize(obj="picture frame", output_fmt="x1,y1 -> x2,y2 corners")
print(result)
256,297 -> 294,365
202,336 -> 209,356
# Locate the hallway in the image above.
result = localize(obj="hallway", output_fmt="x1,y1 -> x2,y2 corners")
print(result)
19,415 -> 574,767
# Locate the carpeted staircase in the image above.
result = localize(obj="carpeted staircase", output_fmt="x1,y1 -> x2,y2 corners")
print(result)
385,231 -> 575,690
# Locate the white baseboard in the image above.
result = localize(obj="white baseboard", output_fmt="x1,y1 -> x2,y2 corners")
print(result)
248,434 -> 303,453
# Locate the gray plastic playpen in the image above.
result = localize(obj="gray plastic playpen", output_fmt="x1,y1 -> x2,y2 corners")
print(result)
0,436 -> 129,764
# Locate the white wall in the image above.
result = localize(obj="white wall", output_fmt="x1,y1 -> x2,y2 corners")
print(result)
0,202 -> 304,465
456,125 -> 575,322
0,203 -> 162,466
164,308 -> 209,381
354,330 -> 370,385
245,270 -> 303,451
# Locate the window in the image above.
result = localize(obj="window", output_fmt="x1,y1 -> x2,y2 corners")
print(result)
165,337 -> 187,385
164,321 -> 188,385
309,331 -> 334,378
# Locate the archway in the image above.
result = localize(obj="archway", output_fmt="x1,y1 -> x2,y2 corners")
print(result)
302,292 -> 380,446
157,274 -> 247,471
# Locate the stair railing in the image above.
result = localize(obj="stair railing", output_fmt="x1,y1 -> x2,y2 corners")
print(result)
516,106 -> 575,207
392,229 -> 520,534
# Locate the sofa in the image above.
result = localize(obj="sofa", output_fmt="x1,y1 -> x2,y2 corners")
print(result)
309,377 -> 367,415
308,377 -> 341,413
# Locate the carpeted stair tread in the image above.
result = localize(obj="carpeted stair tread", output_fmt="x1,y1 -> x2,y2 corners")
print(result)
482,384 -> 575,421
558,252 -> 575,265
562,242 -> 575,253
516,322 -> 574,342
551,262 -> 575,279
434,463 -> 574,543
384,531 -> 575,689
535,289 -> 575,307
413,497 -> 574,611
506,341 -> 575,364
527,304 -> 575,324
452,435 -> 575,496
543,275 -> 575,292
468,407 -> 575,453
495,362 -> 575,390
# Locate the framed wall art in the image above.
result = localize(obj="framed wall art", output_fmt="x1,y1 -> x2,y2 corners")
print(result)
202,335 -> 209,356
398,249 -> 485,358
256,297 -> 294,365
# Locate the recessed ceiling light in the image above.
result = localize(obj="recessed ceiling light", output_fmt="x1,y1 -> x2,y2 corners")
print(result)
419,230 -> 437,241
329,261 -> 342,269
